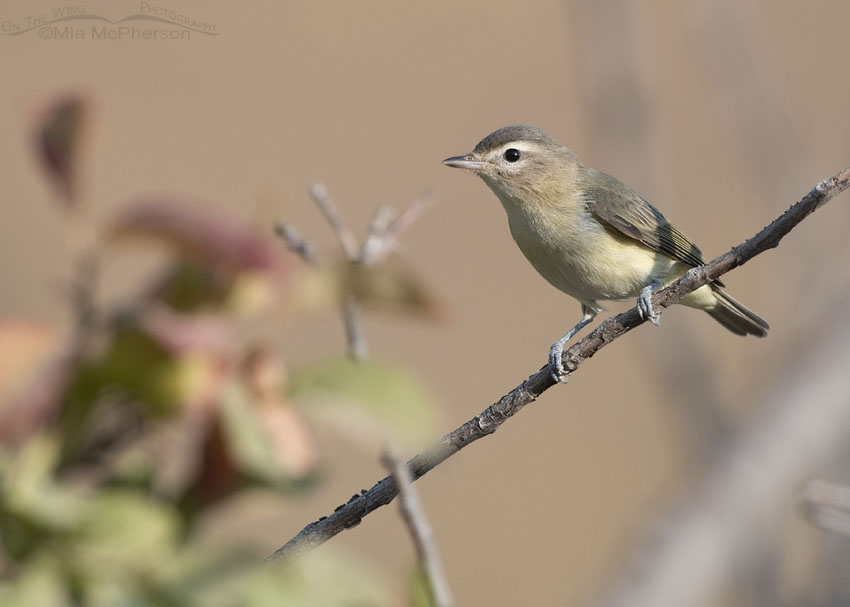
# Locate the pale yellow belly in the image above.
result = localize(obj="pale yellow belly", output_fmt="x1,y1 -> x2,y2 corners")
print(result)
508,212 -> 684,311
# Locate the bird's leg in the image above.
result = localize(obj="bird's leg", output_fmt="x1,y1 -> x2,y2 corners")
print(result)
549,305 -> 596,383
637,280 -> 664,326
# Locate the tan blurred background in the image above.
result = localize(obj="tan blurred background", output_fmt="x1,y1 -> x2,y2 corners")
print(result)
4,1 -> 850,604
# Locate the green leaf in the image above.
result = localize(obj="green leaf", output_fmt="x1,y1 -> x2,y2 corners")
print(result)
152,544 -> 257,606
217,380 -> 284,484
71,490 -> 180,576
216,380 -> 315,488
89,327 -> 218,417
0,554 -> 68,607
251,549 -> 391,607
2,434 -> 86,531
409,564 -> 436,607
289,358 -> 437,447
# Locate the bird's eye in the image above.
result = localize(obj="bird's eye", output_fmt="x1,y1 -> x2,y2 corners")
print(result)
503,148 -> 521,163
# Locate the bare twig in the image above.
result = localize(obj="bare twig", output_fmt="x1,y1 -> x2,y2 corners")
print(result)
280,187 -> 432,361
361,204 -> 395,265
68,249 -> 100,338
341,297 -> 367,361
273,219 -> 368,359
266,167 -> 850,566
361,191 -> 433,265
309,183 -> 360,260
378,190 -> 434,259
382,449 -> 453,607
273,222 -> 318,266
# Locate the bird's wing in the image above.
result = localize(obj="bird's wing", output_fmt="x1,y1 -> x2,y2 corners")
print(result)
582,168 -> 706,269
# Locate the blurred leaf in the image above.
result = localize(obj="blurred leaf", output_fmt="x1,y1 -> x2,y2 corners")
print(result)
0,435 -> 86,562
343,259 -> 442,318
72,490 -> 179,577
217,380 -> 315,485
108,198 -> 286,314
31,94 -> 88,208
180,413 -> 239,511
250,549 -> 391,607
289,357 -> 437,446
291,257 -> 444,320
92,327 -> 224,417
2,434 -> 85,529
148,261 -> 279,315
240,348 -> 317,478
107,407 -> 208,498
228,271 -> 280,316
253,404 -> 316,478
0,321 -> 56,405
149,544 -> 258,606
0,554 -> 68,607
153,262 -> 231,312
137,305 -> 235,356
181,364 -> 318,512
62,490 -> 208,606
409,564 -> 436,607
109,197 -> 284,277
0,322 -> 70,446
57,324 -> 224,464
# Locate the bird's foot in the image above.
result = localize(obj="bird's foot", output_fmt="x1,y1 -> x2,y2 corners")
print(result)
549,339 -> 570,383
638,283 -> 661,326
547,310 -> 596,384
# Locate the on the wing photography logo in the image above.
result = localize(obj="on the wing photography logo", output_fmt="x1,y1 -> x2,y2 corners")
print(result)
1,3 -> 218,40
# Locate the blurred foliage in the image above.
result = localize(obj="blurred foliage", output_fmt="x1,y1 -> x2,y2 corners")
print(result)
408,564 -> 437,607
33,93 -> 88,207
0,94 -> 440,605
291,357 -> 437,449
291,258 -> 444,321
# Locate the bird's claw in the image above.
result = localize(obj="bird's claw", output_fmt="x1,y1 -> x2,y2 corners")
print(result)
547,310 -> 595,384
638,285 -> 661,326
549,343 -> 569,383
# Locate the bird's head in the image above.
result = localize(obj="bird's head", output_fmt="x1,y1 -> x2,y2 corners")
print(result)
442,124 -> 580,205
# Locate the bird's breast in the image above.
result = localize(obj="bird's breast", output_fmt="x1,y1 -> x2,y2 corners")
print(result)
502,197 -> 676,306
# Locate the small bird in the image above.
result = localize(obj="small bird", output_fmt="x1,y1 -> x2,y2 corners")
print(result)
442,125 -> 768,382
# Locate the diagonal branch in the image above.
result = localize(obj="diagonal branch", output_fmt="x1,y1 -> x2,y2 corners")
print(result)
266,167 -> 850,566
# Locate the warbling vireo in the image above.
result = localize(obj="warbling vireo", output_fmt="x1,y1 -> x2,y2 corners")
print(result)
442,125 -> 768,382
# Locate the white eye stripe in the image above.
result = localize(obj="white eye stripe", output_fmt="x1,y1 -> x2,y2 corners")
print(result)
496,141 -> 543,158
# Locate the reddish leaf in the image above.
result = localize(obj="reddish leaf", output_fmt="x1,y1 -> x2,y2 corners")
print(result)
137,305 -> 235,356
252,404 -> 316,478
0,322 -> 73,446
183,414 -> 240,509
241,349 -> 316,477
31,93 -> 89,208
0,322 -> 56,401
109,198 -> 284,275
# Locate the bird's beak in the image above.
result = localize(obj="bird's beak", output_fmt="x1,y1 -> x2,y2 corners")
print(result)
441,154 -> 486,171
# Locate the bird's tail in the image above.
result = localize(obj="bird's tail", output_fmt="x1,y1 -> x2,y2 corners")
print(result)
706,285 -> 769,337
